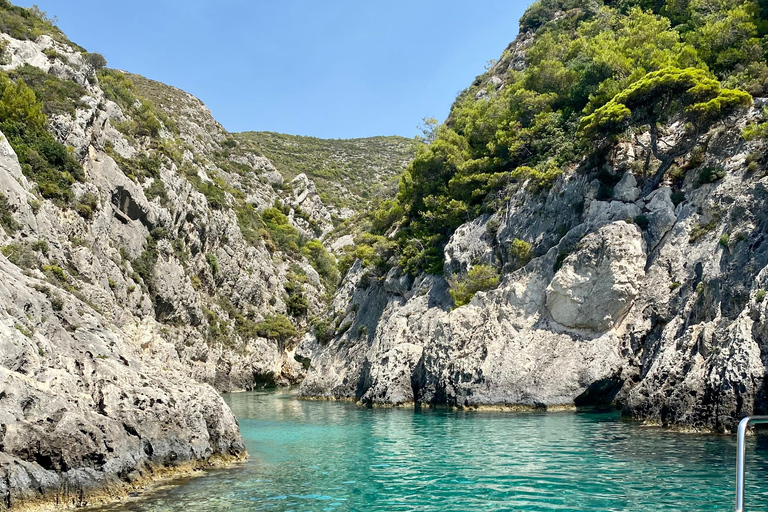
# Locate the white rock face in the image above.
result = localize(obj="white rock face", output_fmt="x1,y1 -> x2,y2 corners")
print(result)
300,99 -> 768,434
0,31 -> 342,508
546,221 -> 646,332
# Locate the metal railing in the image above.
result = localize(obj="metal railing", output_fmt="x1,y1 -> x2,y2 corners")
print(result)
736,416 -> 768,512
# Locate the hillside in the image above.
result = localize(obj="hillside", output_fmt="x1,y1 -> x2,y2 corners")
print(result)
0,3 -> 398,508
2,0 -> 768,509
235,131 -> 416,212
298,0 -> 768,433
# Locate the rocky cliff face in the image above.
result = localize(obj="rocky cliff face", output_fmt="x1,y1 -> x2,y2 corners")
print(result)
298,27 -> 768,433
0,17 -> 361,509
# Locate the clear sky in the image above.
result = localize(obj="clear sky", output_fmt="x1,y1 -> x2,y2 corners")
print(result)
16,1 -> 530,139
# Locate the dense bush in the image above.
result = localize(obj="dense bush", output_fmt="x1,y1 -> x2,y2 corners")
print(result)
391,1 -> 756,274
0,72 -> 84,205
449,265 -> 501,308
302,239 -> 339,289
0,193 -> 19,234
262,205 -> 302,254
8,65 -> 88,117
255,314 -> 298,343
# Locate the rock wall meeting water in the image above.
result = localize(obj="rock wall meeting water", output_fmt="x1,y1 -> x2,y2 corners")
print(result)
3,0 -> 768,509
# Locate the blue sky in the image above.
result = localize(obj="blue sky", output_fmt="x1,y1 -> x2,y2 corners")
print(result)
17,1 -> 530,139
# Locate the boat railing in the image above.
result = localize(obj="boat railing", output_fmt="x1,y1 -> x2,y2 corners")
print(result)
736,416 -> 768,512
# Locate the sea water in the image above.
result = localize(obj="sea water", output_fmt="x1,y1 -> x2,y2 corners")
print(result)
95,388 -> 768,511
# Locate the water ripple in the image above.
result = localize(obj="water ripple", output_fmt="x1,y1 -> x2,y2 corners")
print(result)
91,389 -> 768,512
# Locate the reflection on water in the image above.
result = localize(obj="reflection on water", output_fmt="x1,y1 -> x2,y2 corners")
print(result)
93,388 -> 768,512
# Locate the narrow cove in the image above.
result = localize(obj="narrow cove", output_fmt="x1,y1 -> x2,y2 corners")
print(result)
91,389 -> 768,512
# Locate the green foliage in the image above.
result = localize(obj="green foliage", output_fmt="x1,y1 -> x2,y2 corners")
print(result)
262,206 -> 302,254
14,322 -> 32,338
236,132 -> 416,211
98,69 -> 166,138
0,72 -> 84,205
82,52 -> 107,73
449,265 -> 501,308
509,238 -> 533,268
235,202 -> 267,247
719,233 -> 730,247
302,239 -> 339,289
8,65 -> 88,117
391,2 -> 758,274
312,318 -> 335,344
75,192 -> 98,220
370,199 -> 404,235
206,253 -> 219,276
132,237 -> 158,290
698,166 -> 726,186
689,220 -> 717,242
634,215 -> 650,230
145,179 -> 168,205
285,272 -> 309,317
42,264 -> 67,283
757,289 -> 766,303
255,314 -> 298,342
0,192 -> 19,234
580,67 -> 751,139
1,241 -> 37,268
0,2 -> 81,48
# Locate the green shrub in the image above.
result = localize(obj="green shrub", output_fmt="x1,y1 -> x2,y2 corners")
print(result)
235,202 -> 266,247
312,318 -> 335,344
449,265 -> 501,308
145,179 -> 168,205
302,239 -> 339,289
719,233 -> 730,247
255,314 -> 297,342
8,64 -> 88,116
757,289 -> 766,303
634,215 -> 650,230
262,206 -> 301,254
689,221 -> 717,243
206,253 -> 219,276
1,242 -> 36,268
670,191 -> 686,206
0,2 -> 80,48
14,323 -> 32,337
82,52 -> 107,73
0,192 -> 19,234
286,291 -> 309,317
509,238 -> 532,268
150,226 -> 169,240
132,237 -> 158,289
42,264 -> 67,283
0,73 -> 84,205
698,167 -> 726,186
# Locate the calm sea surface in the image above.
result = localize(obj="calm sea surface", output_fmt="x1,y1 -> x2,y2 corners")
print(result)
94,388 -> 768,512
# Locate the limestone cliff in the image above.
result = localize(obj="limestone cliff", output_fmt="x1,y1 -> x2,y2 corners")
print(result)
298,7 -> 768,433
0,7 -> 365,508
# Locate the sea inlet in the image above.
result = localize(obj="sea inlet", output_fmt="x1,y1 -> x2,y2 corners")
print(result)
93,388 -> 768,511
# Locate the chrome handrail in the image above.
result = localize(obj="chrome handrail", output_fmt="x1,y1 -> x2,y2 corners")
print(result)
736,416 -> 768,512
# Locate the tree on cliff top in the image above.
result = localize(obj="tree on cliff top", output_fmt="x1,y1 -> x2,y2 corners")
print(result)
580,67 -> 751,192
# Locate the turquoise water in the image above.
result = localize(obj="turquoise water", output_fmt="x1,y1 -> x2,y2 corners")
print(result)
96,389 -> 768,512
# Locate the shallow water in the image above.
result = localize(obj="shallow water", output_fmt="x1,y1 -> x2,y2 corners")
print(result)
96,389 -> 768,511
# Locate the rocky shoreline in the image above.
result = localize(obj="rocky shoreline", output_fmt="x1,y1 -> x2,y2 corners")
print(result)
7,454 -> 246,512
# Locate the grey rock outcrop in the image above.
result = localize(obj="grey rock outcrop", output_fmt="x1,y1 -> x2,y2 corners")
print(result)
299,101 -> 768,432
0,27 -> 343,509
